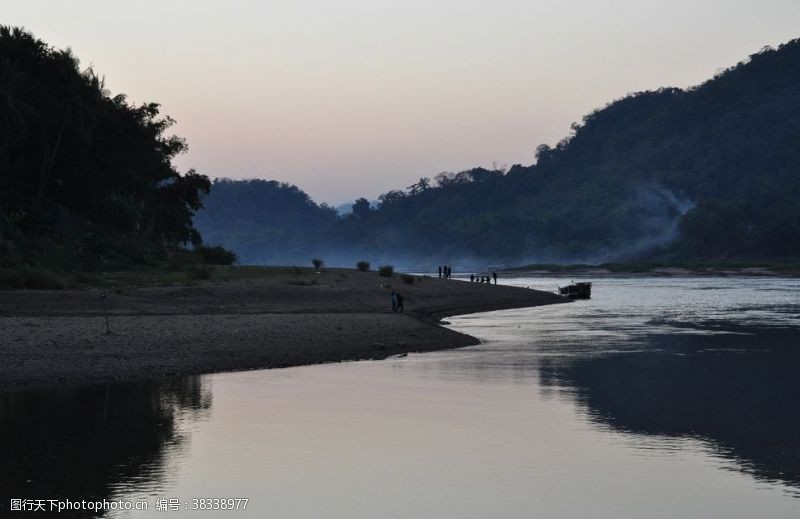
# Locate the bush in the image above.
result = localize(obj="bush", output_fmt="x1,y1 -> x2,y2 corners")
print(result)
312,258 -> 324,269
198,245 -> 238,265
356,261 -> 370,272
378,265 -> 394,277
400,273 -> 415,285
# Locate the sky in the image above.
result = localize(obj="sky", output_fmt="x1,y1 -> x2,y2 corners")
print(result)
5,0 -> 800,204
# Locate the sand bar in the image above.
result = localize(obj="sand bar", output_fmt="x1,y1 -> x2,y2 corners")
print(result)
0,270 -> 566,387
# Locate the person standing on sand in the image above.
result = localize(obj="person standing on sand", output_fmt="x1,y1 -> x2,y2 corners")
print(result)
396,292 -> 405,313
438,265 -> 442,278
391,291 -> 398,312
470,273 -> 475,282
493,271 -> 497,284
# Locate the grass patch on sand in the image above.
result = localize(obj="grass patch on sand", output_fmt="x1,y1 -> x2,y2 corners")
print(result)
36,265 -> 355,290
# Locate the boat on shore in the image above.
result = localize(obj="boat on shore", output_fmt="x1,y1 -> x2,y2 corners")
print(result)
559,282 -> 592,299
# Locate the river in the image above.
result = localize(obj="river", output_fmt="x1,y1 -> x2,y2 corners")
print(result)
1,276 -> 799,518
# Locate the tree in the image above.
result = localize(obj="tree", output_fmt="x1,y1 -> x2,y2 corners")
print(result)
352,198 -> 371,220
378,190 -> 406,207
0,27 -> 211,269
406,177 -> 431,195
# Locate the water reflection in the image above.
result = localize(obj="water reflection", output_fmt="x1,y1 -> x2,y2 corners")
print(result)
1,277 -> 798,518
538,327 -> 800,493
0,377 -> 210,517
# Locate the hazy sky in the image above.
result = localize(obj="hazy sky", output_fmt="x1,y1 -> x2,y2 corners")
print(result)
6,1 -> 800,203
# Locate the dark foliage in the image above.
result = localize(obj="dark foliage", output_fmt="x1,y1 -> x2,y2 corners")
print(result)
356,260 -> 370,272
378,265 -> 394,277
0,27 -> 210,271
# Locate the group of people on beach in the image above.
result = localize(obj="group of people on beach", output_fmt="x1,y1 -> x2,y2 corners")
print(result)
436,265 -> 498,284
471,272 -> 498,284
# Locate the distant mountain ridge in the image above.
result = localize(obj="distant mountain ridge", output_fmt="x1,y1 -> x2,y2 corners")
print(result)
195,38 -> 800,267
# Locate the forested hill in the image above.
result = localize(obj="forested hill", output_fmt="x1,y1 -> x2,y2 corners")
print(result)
196,38 -> 800,267
193,179 -> 338,265
0,27 -> 211,275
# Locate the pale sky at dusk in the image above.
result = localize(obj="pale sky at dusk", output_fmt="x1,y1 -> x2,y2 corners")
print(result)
6,1 -> 800,203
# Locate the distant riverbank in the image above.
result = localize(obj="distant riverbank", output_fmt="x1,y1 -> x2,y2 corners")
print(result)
0,268 -> 566,387
502,261 -> 800,278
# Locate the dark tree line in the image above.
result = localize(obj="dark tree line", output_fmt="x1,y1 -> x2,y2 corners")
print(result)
0,27 -> 210,271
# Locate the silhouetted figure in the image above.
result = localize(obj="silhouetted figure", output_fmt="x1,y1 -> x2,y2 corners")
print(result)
391,291 -> 398,312
492,271 -> 497,284
470,273 -> 475,282
438,265 -> 442,279
446,265 -> 452,279
396,292 -> 404,313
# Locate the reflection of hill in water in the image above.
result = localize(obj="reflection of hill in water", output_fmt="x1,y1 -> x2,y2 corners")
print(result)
0,377 -> 210,517
539,327 -> 800,492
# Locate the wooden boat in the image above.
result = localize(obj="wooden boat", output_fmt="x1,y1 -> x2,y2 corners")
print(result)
559,282 -> 592,299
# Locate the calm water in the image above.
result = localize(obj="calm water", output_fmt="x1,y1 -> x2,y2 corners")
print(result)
2,277 -> 799,518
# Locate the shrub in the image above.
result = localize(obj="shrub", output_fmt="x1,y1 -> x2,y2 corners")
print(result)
400,273 -> 415,285
378,265 -> 394,277
198,245 -> 238,265
312,258 -> 324,269
356,261 -> 370,272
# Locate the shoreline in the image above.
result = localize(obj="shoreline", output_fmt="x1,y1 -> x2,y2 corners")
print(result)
0,269 -> 567,388
500,263 -> 800,278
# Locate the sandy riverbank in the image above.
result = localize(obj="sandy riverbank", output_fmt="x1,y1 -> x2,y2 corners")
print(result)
0,269 -> 566,387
